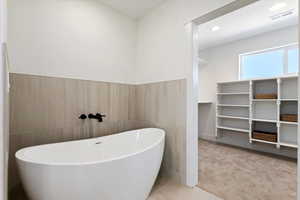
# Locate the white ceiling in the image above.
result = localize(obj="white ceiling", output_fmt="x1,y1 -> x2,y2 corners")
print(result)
198,0 -> 298,50
97,0 -> 166,19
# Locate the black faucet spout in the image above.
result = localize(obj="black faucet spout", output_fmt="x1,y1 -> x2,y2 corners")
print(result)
88,113 -> 106,122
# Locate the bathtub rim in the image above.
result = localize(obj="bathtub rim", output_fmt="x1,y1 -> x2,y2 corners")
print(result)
15,128 -> 165,167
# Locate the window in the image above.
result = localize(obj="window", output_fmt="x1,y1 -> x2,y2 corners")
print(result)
240,44 -> 298,80
288,48 -> 299,73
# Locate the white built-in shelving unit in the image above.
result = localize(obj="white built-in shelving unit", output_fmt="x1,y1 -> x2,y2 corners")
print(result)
216,76 -> 298,149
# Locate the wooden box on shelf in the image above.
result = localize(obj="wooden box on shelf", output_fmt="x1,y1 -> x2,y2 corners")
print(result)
252,131 -> 277,142
254,93 -> 277,99
280,114 -> 298,122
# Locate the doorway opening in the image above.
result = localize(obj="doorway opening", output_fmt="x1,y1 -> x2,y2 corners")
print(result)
192,0 -> 298,199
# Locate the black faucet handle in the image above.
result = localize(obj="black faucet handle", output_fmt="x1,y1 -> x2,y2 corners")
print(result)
95,113 -> 106,122
96,113 -> 106,118
79,114 -> 87,120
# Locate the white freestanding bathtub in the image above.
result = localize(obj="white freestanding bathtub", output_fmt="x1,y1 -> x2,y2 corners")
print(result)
15,128 -> 165,200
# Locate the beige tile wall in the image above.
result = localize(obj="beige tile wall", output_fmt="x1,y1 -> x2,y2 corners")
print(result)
9,73 -> 187,189
9,73 -> 142,189
136,80 -> 187,183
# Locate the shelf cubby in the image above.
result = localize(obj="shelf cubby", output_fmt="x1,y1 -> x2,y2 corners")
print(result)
218,81 -> 250,94
252,121 -> 277,133
280,77 -> 298,100
218,94 -> 249,105
280,123 -> 297,147
218,118 -> 250,131
252,121 -> 278,143
280,101 -> 298,122
252,101 -> 277,121
253,79 -> 277,99
218,106 -> 249,118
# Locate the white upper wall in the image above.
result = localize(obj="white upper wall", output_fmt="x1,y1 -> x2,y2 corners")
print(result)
8,0 -> 137,84
8,0 -> 238,84
135,0 -> 235,84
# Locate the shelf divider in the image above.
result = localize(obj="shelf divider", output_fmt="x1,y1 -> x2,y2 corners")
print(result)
217,126 -> 249,133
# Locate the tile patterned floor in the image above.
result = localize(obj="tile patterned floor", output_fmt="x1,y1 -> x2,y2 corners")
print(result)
10,177 -> 221,200
148,178 -> 222,200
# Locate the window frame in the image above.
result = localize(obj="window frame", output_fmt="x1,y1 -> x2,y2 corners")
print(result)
239,43 -> 298,80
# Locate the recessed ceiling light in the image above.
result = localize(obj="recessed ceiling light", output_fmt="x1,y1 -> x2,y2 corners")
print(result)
269,2 -> 287,12
211,26 -> 220,32
270,9 -> 294,20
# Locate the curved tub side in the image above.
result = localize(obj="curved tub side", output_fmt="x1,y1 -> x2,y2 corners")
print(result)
16,129 -> 165,200
15,128 -> 165,166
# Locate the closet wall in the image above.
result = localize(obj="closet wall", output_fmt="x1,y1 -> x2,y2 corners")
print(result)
198,25 -> 298,138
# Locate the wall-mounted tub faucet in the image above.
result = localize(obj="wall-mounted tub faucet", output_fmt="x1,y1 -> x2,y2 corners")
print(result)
88,113 -> 106,122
